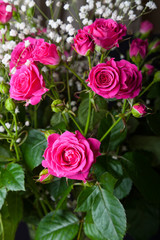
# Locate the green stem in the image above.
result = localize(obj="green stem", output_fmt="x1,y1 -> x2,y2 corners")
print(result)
13,113 -> 18,138
84,92 -> 92,137
100,117 -> 122,142
67,72 -> 71,108
63,63 -> 88,90
77,219 -> 83,240
138,81 -> 155,98
100,53 -> 104,63
55,185 -> 73,211
62,113 -> 68,128
35,3 -> 49,20
0,214 -> 4,240
87,55 -> 92,71
39,200 -> 48,215
49,4 -> 54,19
69,113 -> 84,135
122,99 -> 127,114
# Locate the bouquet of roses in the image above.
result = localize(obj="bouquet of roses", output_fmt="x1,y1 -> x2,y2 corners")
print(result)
0,0 -> 160,239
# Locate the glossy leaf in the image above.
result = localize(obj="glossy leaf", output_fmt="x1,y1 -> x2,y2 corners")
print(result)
92,187 -> 126,240
100,172 -> 117,193
35,210 -> 79,240
0,163 -> 25,191
75,186 -> 98,212
21,129 -> 47,170
0,188 -> 7,209
114,178 -> 132,200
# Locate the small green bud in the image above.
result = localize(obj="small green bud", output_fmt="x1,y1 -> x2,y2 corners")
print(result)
51,99 -> 65,113
41,130 -> 55,139
132,103 -> 147,118
5,98 -> 16,113
37,169 -> 54,184
0,83 -> 9,94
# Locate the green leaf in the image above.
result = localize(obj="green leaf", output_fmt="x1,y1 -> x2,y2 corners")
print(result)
108,119 -> 127,151
35,210 -> 79,240
0,188 -> 7,209
147,113 -> 160,135
84,211 -> 104,240
0,163 -> 25,191
153,71 -> 160,83
50,112 -> 68,131
126,196 -> 159,240
114,178 -> 132,200
121,152 -> 160,204
0,145 -> 14,163
21,129 -> 47,170
0,192 -> 23,240
92,186 -> 126,240
75,186 -> 98,212
100,172 -> 117,193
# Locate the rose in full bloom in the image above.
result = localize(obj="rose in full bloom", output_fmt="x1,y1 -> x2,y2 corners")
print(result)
87,59 -> 142,99
0,1 -> 14,24
9,64 -> 49,105
9,37 -> 37,70
140,20 -> 153,34
129,38 -> 148,58
132,103 -> 147,118
42,131 -> 101,181
84,18 -> 127,50
73,29 -> 95,56
32,39 -> 60,66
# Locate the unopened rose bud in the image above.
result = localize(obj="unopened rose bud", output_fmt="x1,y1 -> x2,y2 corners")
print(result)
37,169 -> 54,184
132,103 -> 147,118
42,130 -> 55,139
0,82 -> 9,94
5,98 -> 16,113
51,99 -> 65,113
140,20 -> 153,34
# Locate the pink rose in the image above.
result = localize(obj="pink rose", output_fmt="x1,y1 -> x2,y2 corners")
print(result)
9,64 -> 49,106
84,18 -> 127,50
32,39 -> 60,66
10,37 -> 37,70
144,64 -> 154,75
0,1 -> 14,24
87,59 -> 142,99
140,20 -> 153,34
73,29 -> 95,56
129,38 -> 148,58
132,103 -> 147,118
114,60 -> 142,99
42,131 -> 101,181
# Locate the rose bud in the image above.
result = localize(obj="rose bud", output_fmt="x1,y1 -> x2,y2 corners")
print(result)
83,18 -> 127,50
37,169 -> 54,184
140,20 -> 153,34
0,1 -> 14,24
73,29 -> 95,56
42,131 -> 101,181
129,38 -> 148,65
5,98 -> 16,113
132,103 -> 147,118
144,64 -> 154,75
51,99 -> 65,113
150,40 -> 160,52
0,82 -> 9,94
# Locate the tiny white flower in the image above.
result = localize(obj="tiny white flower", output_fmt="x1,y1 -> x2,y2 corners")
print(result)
68,28 -> 75,36
29,1 -> 35,7
46,0 -> 52,7
16,138 -> 21,143
0,126 -> 5,132
2,54 -> 11,67
1,28 -> 7,35
72,106 -> 77,112
137,5 -> 143,11
64,3 -> 69,10
56,36 -> 62,43
21,5 -> 26,12
0,77 -> 4,82
67,16 -> 73,23
18,33 -> 25,40
56,1 -> 61,7
66,37 -> 73,44
25,120 -> 30,126
42,66 -> 48,72
82,18 -> 88,25
67,56 -> 73,62
146,1 -> 157,10
5,122 -> 11,129
71,101 -> 76,106
15,107 -> 19,114
6,5 -> 12,12
10,29 -> 17,37
24,40 -> 30,48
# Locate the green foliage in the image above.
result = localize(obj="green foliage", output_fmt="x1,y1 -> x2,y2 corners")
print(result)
35,210 -> 79,240
0,188 -> 7,210
0,163 -> 25,191
21,129 -> 47,170
0,145 -> 14,163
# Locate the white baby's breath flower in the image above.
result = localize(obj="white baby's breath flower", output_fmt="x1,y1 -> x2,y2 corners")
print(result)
67,56 -> 73,62
72,106 -> 77,112
146,1 -> 157,10
25,120 -> 30,126
82,18 -> 88,25
2,54 -> 11,67
137,5 -> 143,11
56,1 -> 61,7
15,107 -> 19,114
0,126 -> 5,132
66,37 -> 73,44
5,122 -> 11,129
46,0 -> 52,7
21,5 -> 26,12
18,33 -> 25,40
0,77 -> 4,82
24,40 -> 30,48
29,1 -> 35,7
135,0 -> 141,4
56,36 -> 62,43
10,29 -> 17,37
42,66 -> 48,72
67,16 -> 73,23
79,12 -> 86,19
1,28 -> 7,35
64,3 -> 69,10
11,67 -> 16,75
16,138 -> 21,143
6,5 -> 12,12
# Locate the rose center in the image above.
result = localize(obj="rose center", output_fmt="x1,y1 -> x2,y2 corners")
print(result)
63,148 -> 80,165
